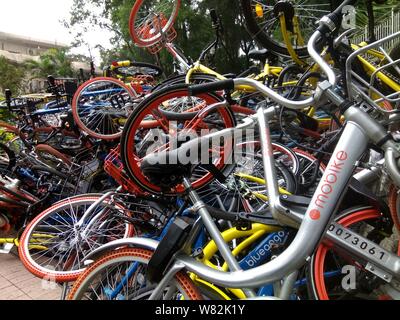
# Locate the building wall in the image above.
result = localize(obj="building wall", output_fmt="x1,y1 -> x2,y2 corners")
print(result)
0,41 -> 44,56
0,32 -> 100,93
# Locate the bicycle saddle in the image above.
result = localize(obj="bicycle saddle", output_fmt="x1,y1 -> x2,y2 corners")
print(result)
248,48 -> 276,62
141,137 -> 232,190
141,149 -> 193,190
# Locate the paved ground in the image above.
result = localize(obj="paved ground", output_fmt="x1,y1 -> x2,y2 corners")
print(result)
0,250 -> 62,300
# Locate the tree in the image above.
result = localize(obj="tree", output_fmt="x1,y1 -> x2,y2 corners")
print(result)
25,48 -> 75,79
65,0 -> 252,76
0,56 -> 25,94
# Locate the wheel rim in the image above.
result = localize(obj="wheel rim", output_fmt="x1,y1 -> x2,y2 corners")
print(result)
247,0 -> 332,53
313,209 -> 383,300
129,0 -> 181,47
122,89 -> 235,195
19,196 -> 134,281
72,78 -> 136,140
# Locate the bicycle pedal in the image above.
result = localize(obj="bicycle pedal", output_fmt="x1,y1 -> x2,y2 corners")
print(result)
0,243 -> 14,254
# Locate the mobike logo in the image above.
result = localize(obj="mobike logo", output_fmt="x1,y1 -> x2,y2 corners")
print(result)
311,151 -> 348,220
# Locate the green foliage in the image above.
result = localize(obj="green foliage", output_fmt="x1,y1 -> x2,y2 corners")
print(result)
24,48 -> 75,79
66,0 -> 252,76
0,56 -> 25,94
353,0 -> 400,29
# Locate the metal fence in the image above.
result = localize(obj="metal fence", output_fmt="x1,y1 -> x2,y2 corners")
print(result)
352,9 -> 400,50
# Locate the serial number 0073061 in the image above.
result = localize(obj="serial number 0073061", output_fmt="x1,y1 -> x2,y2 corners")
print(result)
328,223 -> 389,263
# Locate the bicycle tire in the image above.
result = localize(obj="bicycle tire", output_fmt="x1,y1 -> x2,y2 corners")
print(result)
240,0 -> 334,57
307,207 -> 395,300
71,77 -> 137,140
35,144 -> 72,168
18,195 -> 135,282
67,248 -> 202,300
121,84 -> 236,195
0,142 -> 16,172
153,73 -> 219,92
388,185 -> 400,232
31,165 -> 69,181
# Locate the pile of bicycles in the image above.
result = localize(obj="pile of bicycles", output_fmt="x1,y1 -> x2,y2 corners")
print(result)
2,0 -> 400,300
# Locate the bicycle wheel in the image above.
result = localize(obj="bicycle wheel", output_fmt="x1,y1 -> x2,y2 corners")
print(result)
0,121 -> 24,153
153,73 -> 218,92
293,148 -> 325,197
111,61 -> 163,79
307,207 -> 397,300
67,247 -> 202,300
72,77 -> 136,140
129,0 -> 181,47
18,195 -> 135,282
240,0 -> 334,57
196,141 -> 297,212
388,185 -> 400,232
121,84 -> 236,195
154,74 -> 256,117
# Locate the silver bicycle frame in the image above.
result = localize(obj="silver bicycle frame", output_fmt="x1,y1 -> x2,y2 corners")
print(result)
143,108 -> 400,293
85,28 -> 400,295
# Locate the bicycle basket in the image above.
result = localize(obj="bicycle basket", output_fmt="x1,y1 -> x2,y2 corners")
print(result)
104,147 -> 142,194
137,13 -> 177,54
346,31 -> 400,113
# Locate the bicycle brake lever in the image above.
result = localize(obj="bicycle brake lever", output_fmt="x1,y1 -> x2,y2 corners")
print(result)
333,28 -> 357,48
238,212 -> 280,226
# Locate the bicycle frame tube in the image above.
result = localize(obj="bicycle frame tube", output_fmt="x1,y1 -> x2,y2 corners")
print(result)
119,112 -> 370,289
168,120 -> 369,288
353,159 -> 384,185
165,43 -> 190,72
279,15 -> 306,66
77,188 -> 122,234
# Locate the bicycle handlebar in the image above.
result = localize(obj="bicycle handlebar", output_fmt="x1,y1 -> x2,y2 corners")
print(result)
188,1 -> 362,108
188,79 -> 234,96
189,24 -> 339,109
210,9 -> 219,29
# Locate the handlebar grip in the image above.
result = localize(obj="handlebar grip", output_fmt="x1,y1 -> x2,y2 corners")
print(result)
5,89 -> 12,104
111,60 -> 131,69
210,9 -> 219,26
47,75 -> 56,87
188,79 -> 235,96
